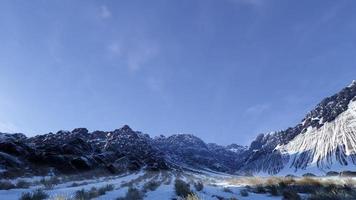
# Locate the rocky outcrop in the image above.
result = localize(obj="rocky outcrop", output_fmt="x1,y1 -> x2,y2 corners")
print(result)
239,80 -> 356,175
0,125 -> 170,177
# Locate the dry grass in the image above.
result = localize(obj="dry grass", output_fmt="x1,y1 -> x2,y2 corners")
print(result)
117,187 -> 143,200
227,176 -> 356,199
185,193 -> 201,200
175,179 -> 192,198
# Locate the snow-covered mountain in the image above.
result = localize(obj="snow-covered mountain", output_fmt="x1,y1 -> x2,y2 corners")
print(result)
1,81 -> 356,177
239,80 -> 356,175
154,134 -> 247,173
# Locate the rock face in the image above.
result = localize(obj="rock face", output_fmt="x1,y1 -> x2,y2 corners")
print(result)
0,126 -> 246,177
0,126 -> 170,177
154,134 -> 247,173
239,80 -> 356,175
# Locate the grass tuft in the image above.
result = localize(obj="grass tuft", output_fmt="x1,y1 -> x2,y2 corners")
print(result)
143,180 -> 160,192
240,189 -> 249,196
0,180 -> 15,190
174,179 -> 192,198
19,189 -> 48,200
116,187 -> 143,200
194,181 -> 204,191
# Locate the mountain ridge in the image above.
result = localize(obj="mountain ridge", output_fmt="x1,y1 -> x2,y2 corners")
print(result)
1,80 -> 356,177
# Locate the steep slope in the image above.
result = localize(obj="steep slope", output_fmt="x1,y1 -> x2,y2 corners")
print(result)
240,80 -> 356,175
277,99 -> 356,174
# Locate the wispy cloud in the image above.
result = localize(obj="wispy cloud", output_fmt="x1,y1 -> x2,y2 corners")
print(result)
108,40 -> 159,72
100,5 -> 111,19
245,103 -> 270,115
127,44 -> 158,72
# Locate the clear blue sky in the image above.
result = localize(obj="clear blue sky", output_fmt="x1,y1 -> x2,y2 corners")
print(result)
0,0 -> 355,145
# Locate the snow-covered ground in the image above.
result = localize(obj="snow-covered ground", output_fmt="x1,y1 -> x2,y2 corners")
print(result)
0,170 -> 287,200
1,170 -> 354,200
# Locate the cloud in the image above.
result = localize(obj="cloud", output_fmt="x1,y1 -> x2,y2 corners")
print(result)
100,5 -> 111,19
127,44 -> 158,72
108,40 -> 159,72
245,103 -> 270,115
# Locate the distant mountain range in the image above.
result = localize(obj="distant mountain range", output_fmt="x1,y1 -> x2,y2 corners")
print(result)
1,81 -> 356,177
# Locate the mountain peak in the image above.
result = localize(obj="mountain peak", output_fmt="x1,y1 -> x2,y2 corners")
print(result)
119,125 -> 133,132
348,80 -> 356,88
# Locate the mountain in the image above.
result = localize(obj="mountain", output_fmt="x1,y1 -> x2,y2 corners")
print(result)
239,80 -> 356,175
154,134 -> 247,173
1,81 -> 356,178
0,126 -> 169,178
0,126 -> 245,178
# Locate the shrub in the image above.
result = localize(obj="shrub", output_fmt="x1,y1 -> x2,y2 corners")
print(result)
74,184 -> 114,200
266,185 -> 279,196
143,181 -> 160,191
185,193 -> 201,200
40,176 -> 60,189
174,179 -> 192,198
194,181 -> 204,191
240,189 -> 249,197
74,188 -> 90,200
278,181 -> 288,189
98,184 -> 115,195
20,189 -> 48,200
88,187 -> 99,198
223,187 -> 233,193
70,181 -> 88,187
212,195 -> 225,200
71,182 -> 80,187
0,180 -> 15,190
52,194 -> 71,200
326,171 -> 339,176
282,190 -> 301,200
16,180 -> 31,189
309,186 -> 356,200
303,173 -> 317,177
117,187 -> 143,200
19,192 -> 32,200
254,184 -> 266,194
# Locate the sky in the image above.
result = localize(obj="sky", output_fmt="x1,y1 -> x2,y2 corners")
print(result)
0,0 -> 356,145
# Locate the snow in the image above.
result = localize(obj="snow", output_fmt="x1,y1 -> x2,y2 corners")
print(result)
0,171 -> 294,200
348,80 -> 356,88
0,171 -> 144,200
145,183 -> 174,199
275,100 -> 356,175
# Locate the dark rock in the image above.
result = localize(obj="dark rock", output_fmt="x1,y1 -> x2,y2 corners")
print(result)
71,157 -> 92,171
